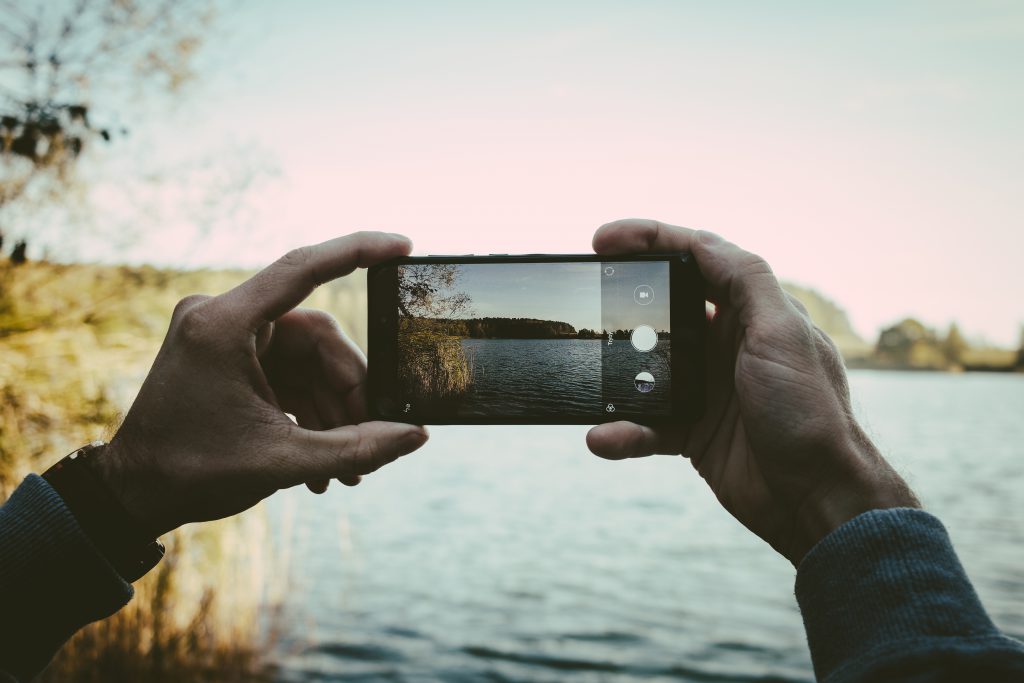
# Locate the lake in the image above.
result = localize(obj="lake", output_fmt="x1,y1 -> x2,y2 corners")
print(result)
456,338 -> 672,417
268,371 -> 1024,682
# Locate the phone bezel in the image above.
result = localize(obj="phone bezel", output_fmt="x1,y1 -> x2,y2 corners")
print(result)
367,253 -> 705,425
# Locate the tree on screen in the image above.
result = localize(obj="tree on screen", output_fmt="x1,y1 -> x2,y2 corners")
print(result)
397,264 -> 473,319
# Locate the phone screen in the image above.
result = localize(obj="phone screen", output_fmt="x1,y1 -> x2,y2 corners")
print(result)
369,255 -> 703,424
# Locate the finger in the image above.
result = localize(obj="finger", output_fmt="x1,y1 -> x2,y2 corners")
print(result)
220,231 -> 413,330
315,378 -> 352,427
688,230 -> 792,327
306,480 -> 330,494
782,290 -> 806,317
594,220 -> 792,329
592,218 -> 697,255
263,309 -> 367,420
783,291 -> 811,319
338,474 -> 362,487
276,393 -> 333,494
279,392 -> 322,431
269,309 -> 366,388
279,421 -> 428,486
586,421 -> 685,460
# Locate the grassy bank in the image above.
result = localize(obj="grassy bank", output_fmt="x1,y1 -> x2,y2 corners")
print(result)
0,260 -> 366,681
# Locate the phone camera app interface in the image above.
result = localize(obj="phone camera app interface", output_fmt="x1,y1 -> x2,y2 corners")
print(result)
395,260 -> 671,417
601,261 -> 671,416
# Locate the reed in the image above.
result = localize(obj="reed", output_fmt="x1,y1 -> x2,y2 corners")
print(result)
397,328 -> 472,399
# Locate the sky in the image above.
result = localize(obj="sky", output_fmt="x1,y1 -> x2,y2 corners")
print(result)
428,262 -> 602,331
40,1 -> 1024,346
410,260 -> 671,333
602,261 -> 672,333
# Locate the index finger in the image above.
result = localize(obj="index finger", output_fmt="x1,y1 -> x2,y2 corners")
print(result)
220,231 -> 412,329
593,218 -> 790,324
592,218 -> 696,255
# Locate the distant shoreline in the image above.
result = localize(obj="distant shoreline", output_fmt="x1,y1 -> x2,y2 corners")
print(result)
846,359 -> 1023,374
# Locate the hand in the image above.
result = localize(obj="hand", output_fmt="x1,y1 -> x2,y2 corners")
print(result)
97,232 -> 429,537
586,219 -> 919,565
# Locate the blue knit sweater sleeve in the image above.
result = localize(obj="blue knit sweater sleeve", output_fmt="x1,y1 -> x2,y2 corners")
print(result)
795,507 -> 1024,682
0,475 -> 133,683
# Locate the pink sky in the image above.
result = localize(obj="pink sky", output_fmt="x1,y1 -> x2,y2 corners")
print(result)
72,2 -> 1023,346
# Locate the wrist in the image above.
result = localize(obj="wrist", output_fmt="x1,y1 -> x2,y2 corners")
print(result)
93,437 -> 173,538
790,435 -> 920,566
43,442 -> 166,582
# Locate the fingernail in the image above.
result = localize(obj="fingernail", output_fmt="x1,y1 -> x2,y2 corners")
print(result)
696,230 -> 724,246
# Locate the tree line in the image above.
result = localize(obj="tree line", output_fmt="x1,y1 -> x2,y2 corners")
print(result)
403,317 -> 671,340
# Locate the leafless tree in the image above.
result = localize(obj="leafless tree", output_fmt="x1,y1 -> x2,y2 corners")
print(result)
0,0 -> 217,254
398,264 -> 473,319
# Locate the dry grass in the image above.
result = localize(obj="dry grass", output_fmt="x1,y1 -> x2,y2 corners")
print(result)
397,327 -> 472,399
38,513 -> 276,683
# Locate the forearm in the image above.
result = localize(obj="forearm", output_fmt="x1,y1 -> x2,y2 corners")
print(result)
796,508 -> 1024,682
0,475 -> 133,682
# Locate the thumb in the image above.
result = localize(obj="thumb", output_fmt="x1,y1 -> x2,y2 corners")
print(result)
278,421 -> 428,486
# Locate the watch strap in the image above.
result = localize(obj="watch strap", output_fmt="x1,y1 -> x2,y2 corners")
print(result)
43,442 -> 164,582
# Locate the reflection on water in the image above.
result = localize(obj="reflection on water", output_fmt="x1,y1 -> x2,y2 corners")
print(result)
455,338 -> 673,417
268,371 -> 1024,682
459,339 -> 600,416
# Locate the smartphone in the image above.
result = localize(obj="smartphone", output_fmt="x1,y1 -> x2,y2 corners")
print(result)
367,253 -> 706,425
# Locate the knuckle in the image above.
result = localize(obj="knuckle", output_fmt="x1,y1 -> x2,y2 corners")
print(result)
746,307 -> 816,356
176,301 -> 217,347
786,294 -> 810,318
739,252 -> 774,279
278,245 -> 324,287
304,308 -> 339,330
280,245 -> 314,268
814,326 -> 841,357
172,294 -> 211,320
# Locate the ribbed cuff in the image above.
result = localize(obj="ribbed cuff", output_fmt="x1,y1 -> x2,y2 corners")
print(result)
0,475 -> 133,681
795,508 -> 1009,682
